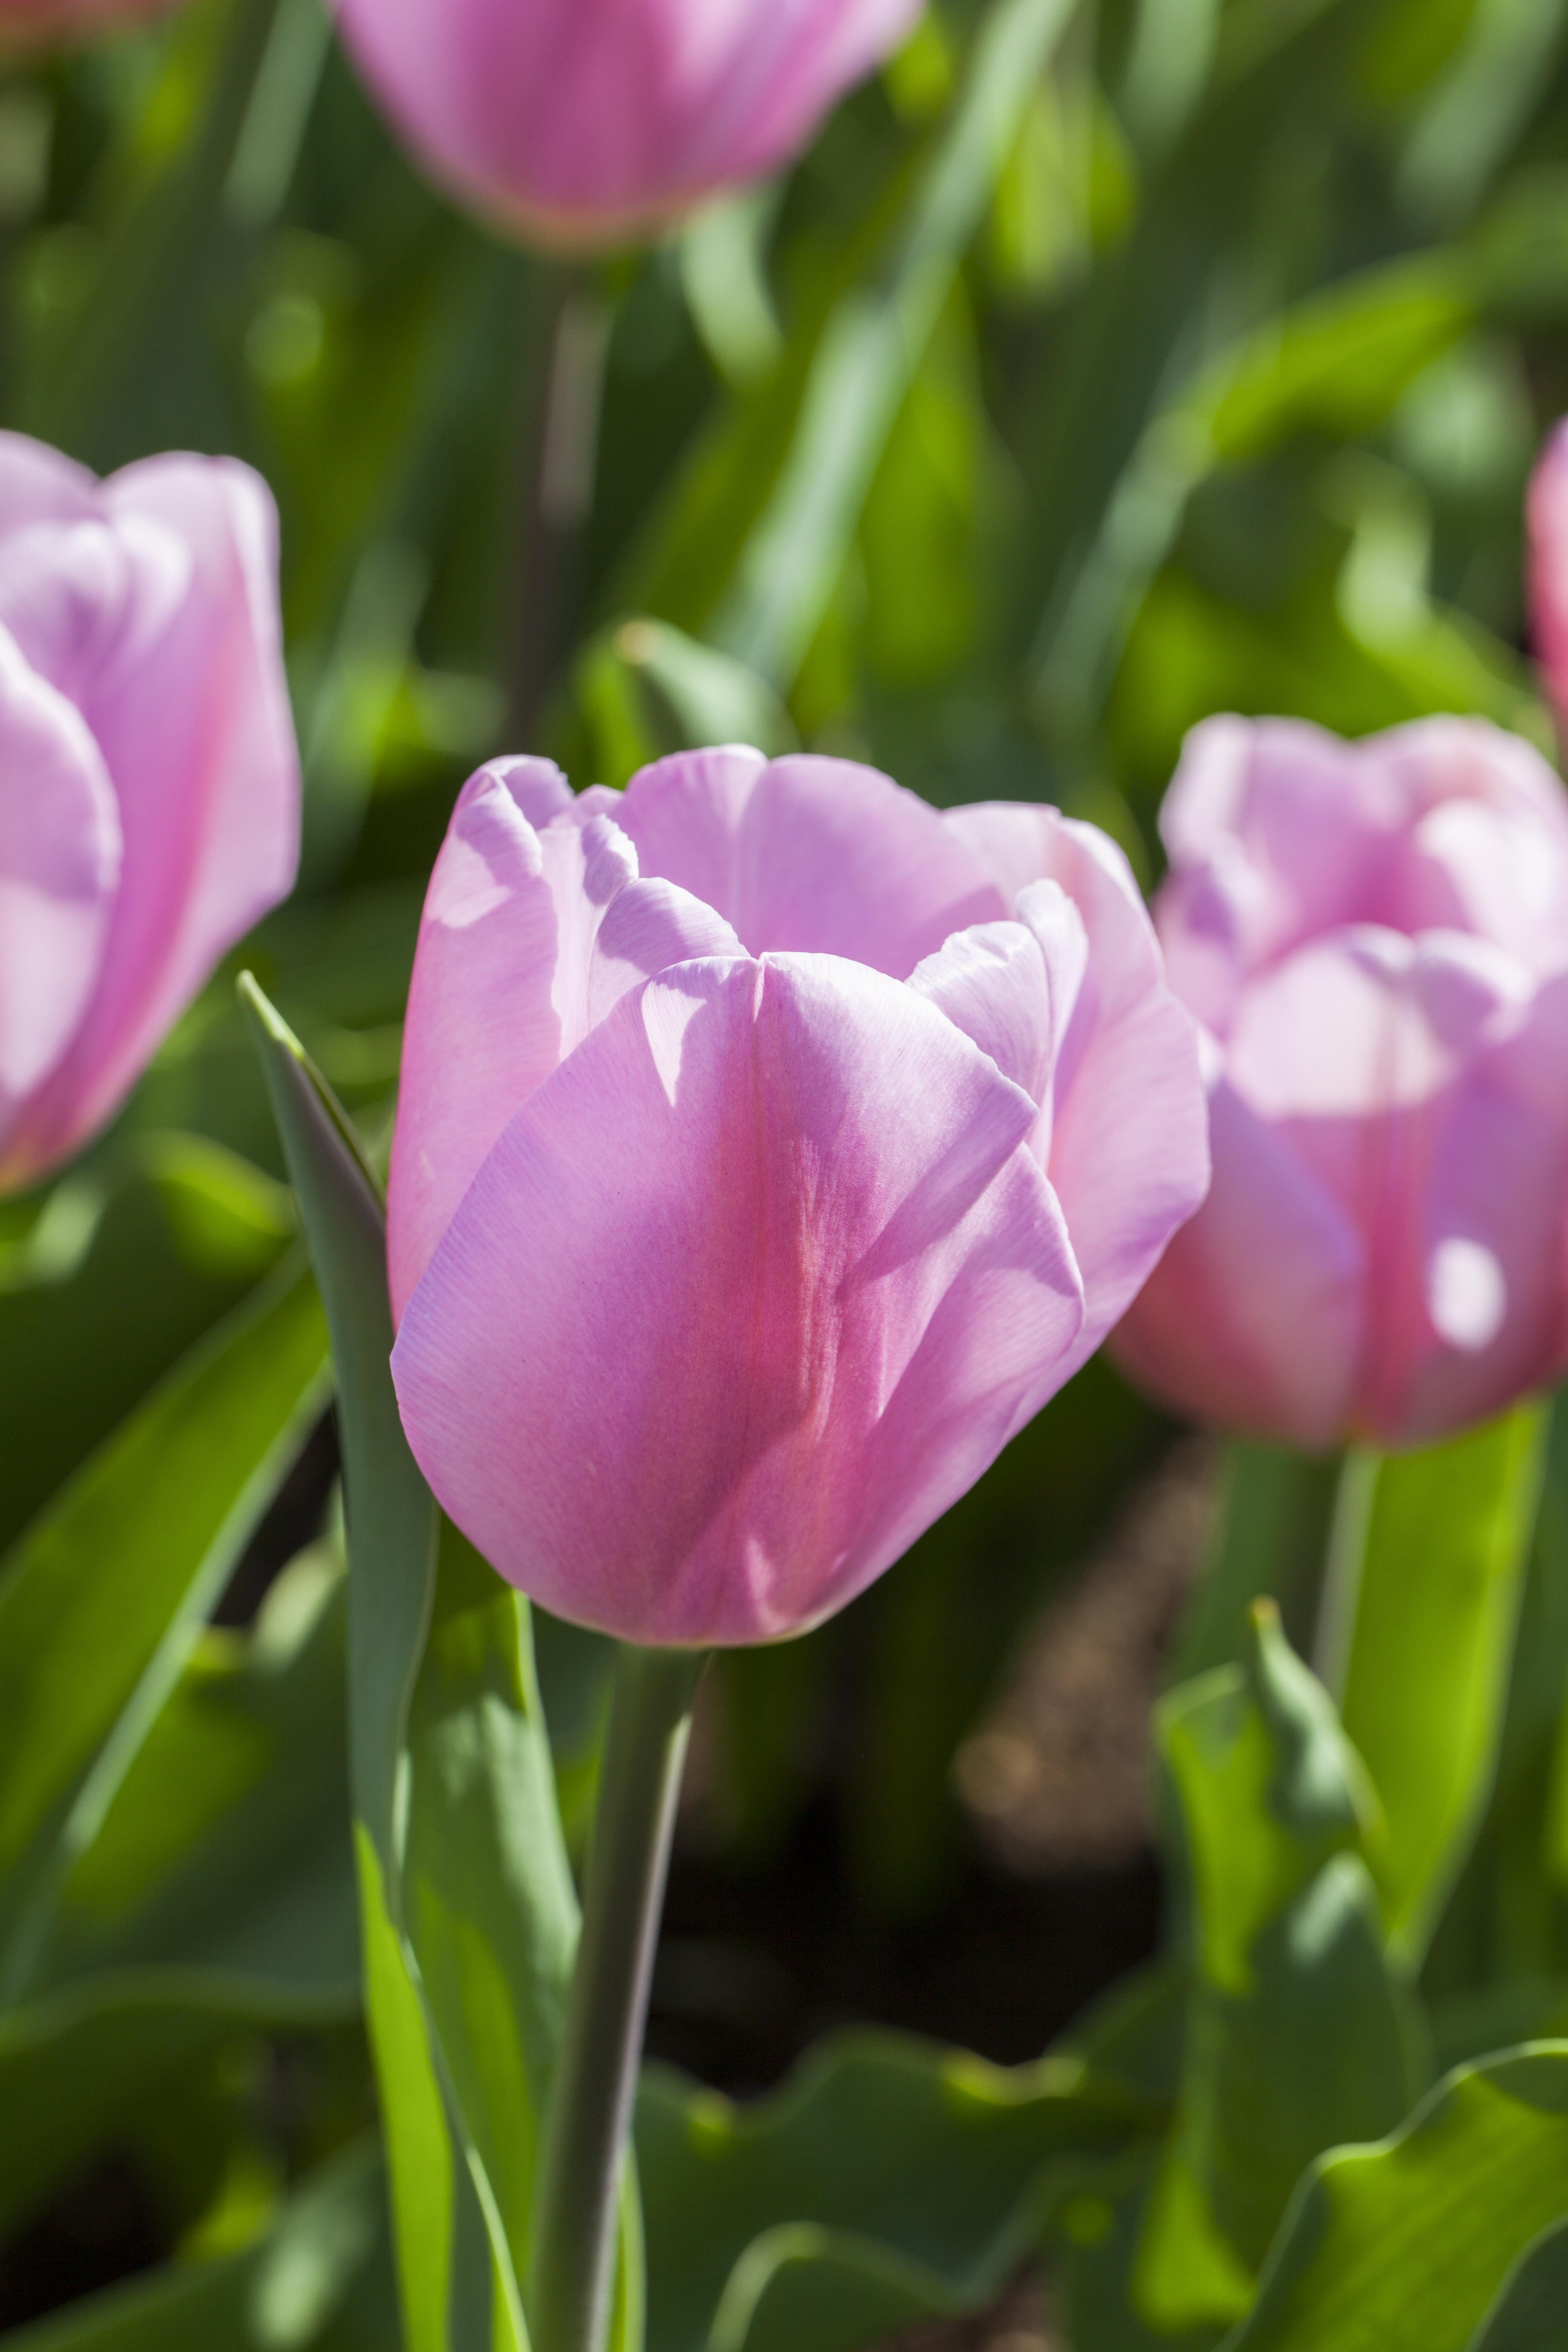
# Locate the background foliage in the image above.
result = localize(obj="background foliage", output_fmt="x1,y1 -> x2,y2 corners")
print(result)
7,0 -> 1568,2344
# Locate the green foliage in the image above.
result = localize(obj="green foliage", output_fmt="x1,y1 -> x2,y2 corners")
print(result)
1,2138 -> 392,2352
637,2031 -> 1154,2352
1330,1409 -> 1547,1965
10,0 -> 1568,2339
1227,2045 -> 1568,2352
242,980 -> 605,2352
1132,1608 -> 1421,2333
0,1258 -> 330,2003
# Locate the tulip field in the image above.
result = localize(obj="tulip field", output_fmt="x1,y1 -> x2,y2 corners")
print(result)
9,1 -> 1568,2348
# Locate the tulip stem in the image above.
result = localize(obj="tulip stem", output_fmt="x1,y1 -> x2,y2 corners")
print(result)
528,1641 -> 704,2352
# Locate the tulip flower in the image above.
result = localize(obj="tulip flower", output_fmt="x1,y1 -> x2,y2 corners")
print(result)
0,431 -> 299,1195
1529,418 -> 1568,735
1113,714 -> 1568,1450
333,0 -> 922,250
387,747 -> 1208,1648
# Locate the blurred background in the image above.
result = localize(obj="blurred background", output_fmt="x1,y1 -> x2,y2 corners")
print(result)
5,0 -> 1568,2338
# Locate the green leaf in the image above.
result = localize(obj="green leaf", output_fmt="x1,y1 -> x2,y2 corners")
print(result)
1328,1408 -> 1547,1966
710,0 -> 1075,689
1135,1608 -> 1420,2331
1421,1386 -> 1568,1997
240,976 -> 588,2352
402,1521 -> 580,2273
1469,2217 -> 1568,2352
0,1548 -> 361,2238
1187,256 -> 1473,466
0,2135 -> 389,2352
52,1545 -> 358,1991
637,2030 -> 1153,2352
0,1135 -> 297,1557
1224,2045 -> 1568,2352
0,1255 -> 330,2001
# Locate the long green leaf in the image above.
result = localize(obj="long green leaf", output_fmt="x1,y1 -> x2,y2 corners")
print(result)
0,1256 -> 329,1999
1330,1409 -> 1547,1967
1224,2045 -> 1568,2352
240,977 -> 588,2352
710,0 -> 1073,688
0,1548 -> 360,2237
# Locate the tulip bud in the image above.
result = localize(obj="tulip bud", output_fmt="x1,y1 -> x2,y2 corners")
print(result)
1114,714 -> 1568,1449
387,748 -> 1208,1646
0,431 -> 300,1194
1529,418 -> 1568,739
333,0 -> 923,251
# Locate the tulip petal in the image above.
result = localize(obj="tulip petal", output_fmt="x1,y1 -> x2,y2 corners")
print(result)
387,765 -> 740,1318
908,919 -> 1060,1103
1047,983 -> 1209,1367
615,748 -> 1003,978
13,458 -> 300,1174
0,429 -> 97,531
940,801 -> 1063,914
0,628 -> 121,1181
1364,977 -> 1568,1444
1530,419 -> 1568,729
392,952 -> 1085,1646
938,805 -> 1210,1357
1112,1061 -> 1365,1447
335,0 -> 919,247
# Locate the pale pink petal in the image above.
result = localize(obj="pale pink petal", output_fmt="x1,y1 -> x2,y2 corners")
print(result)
1361,979 -> 1568,1444
392,951 -> 1085,1646
614,748 -> 1003,978
939,802 -> 1061,916
0,430 -> 96,531
334,0 -> 920,249
387,764 -> 739,1318
929,810 -> 1210,1359
1372,721 -> 1568,972
1159,717 -> 1405,969
942,800 -> 1158,1020
488,753 -> 575,830
1112,1060 -> 1365,1447
1049,980 -> 1209,1367
0,628 -> 121,1185
908,919 -> 1062,1104
15,457 -> 300,1173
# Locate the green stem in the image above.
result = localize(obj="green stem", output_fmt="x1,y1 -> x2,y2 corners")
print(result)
528,1643 -> 704,2352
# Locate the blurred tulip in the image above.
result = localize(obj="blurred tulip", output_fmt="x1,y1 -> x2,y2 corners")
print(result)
1529,418 -> 1568,734
388,748 -> 1206,1646
0,432 -> 299,1194
333,0 -> 922,250
1114,714 -> 1568,1449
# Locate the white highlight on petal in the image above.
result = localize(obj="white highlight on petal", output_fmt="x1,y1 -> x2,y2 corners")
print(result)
1427,1236 -> 1506,1351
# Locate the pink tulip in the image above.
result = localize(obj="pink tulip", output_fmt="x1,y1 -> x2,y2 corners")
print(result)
333,0 -> 922,251
387,749 -> 1207,1646
1529,419 -> 1568,735
0,432 -> 299,1195
1113,714 -> 1568,1450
